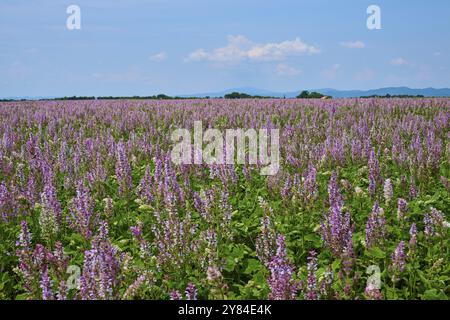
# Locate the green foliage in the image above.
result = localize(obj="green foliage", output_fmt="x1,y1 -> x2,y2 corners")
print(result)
296,90 -> 329,99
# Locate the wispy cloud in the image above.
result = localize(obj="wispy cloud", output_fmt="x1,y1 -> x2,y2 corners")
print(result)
149,52 -> 167,61
186,35 -> 320,63
390,57 -> 409,66
275,63 -> 301,76
340,41 -> 365,49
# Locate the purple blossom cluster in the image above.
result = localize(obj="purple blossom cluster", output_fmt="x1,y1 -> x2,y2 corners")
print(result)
0,97 -> 448,300
390,241 -> 406,275
383,178 -> 393,204
115,140 -> 133,196
267,235 -> 299,300
365,202 -> 387,248
151,208 -> 198,272
130,222 -> 151,259
16,221 -> 69,300
255,214 -> 277,267
304,250 -> 318,300
397,198 -> 408,221
68,181 -> 99,239
79,222 -> 124,300
368,149 -> 383,197
409,223 -> 418,254
321,174 -> 354,269
424,207 -> 449,238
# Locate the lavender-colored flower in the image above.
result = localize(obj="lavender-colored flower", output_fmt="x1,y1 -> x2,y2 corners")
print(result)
397,198 -> 408,221
50,242 -> 69,300
365,202 -> 386,248
304,250 -> 318,300
424,207 -> 449,238
206,266 -> 222,283
365,286 -> 382,300
42,176 -> 61,220
33,244 -> 47,269
57,141 -> 68,173
38,186 -> 61,243
0,182 -> 12,221
25,174 -> 37,206
103,198 -> 114,217
115,140 -> 132,196
40,265 -> 53,300
409,180 -> 418,199
390,241 -> 406,274
170,290 -> 182,300
408,223 -> 417,255
56,281 -> 68,301
123,272 -> 152,299
343,282 -> 352,296
368,149 -> 382,196
328,172 -> 343,209
321,176 -> 353,261
79,221 -> 123,300
16,222 -> 70,299
17,220 -> 32,250
193,189 -> 215,222
368,174 -> 376,197
303,164 -> 317,200
130,222 -> 151,259
16,221 -> 34,293
185,283 -> 198,300
137,165 -> 154,204
219,191 -> 233,228
152,207 -> 197,271
383,178 -> 393,204
68,181 -> 98,239
255,215 -> 277,267
319,269 -> 333,298
267,235 -> 299,300
280,175 -> 291,199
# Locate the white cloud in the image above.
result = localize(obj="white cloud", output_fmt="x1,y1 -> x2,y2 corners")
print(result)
186,35 -> 319,63
91,72 -> 103,78
390,57 -> 409,66
149,52 -> 167,61
434,52 -> 441,57
322,64 -> 340,80
276,63 -> 301,76
340,41 -> 365,49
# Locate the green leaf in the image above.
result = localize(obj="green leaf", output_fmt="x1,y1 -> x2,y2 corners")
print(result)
421,289 -> 448,300
244,259 -> 262,275
15,293 -> 29,300
366,247 -> 385,259
417,270 -> 431,287
304,233 -> 322,247
224,256 -> 236,272
331,259 -> 341,271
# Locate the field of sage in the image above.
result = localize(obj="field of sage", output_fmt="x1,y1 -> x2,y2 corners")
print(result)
0,98 -> 448,300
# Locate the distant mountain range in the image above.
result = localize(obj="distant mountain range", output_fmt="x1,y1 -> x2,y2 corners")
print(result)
181,86 -> 450,98
2,87 -> 450,100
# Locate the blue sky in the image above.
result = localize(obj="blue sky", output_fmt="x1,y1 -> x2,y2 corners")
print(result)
0,0 -> 449,97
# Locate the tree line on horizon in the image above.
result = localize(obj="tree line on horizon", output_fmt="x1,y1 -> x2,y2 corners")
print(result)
0,91 -> 435,102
